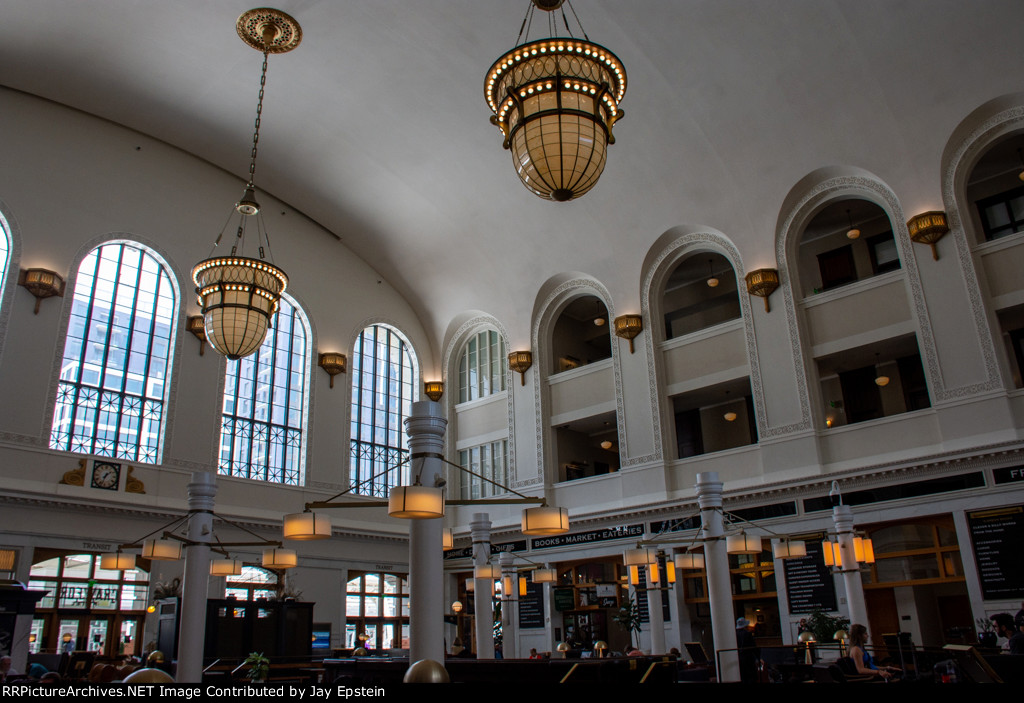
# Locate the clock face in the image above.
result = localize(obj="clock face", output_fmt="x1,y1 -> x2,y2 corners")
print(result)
91,462 -> 120,490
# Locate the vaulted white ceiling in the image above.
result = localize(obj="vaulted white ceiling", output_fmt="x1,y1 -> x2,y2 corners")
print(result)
2,1 -> 1022,353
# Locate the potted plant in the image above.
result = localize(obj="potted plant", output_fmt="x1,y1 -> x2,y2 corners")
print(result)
244,652 -> 269,683
613,595 -> 642,650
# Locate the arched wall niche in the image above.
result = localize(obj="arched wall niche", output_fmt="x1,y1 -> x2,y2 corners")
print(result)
531,273 -> 622,487
774,167 -> 939,429
639,226 -> 766,459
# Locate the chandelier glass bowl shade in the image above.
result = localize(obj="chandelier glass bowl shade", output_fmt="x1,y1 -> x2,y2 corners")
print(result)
192,257 -> 287,360
484,36 -> 626,201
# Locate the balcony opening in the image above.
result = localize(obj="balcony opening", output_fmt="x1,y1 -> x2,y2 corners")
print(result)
551,295 -> 612,374
671,378 -> 757,459
997,303 -> 1024,388
797,199 -> 900,297
555,410 -> 619,482
966,132 -> 1024,243
661,252 -> 741,340
817,336 -> 931,428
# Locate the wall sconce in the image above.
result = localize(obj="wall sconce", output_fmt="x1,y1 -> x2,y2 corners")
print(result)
614,314 -> 643,353
745,268 -> 780,312
318,352 -> 346,388
508,351 -> 533,386
906,211 -> 949,261
186,315 -> 208,355
18,268 -> 65,314
424,381 -> 444,402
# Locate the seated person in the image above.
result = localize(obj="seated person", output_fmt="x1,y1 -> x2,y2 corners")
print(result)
847,624 -> 900,680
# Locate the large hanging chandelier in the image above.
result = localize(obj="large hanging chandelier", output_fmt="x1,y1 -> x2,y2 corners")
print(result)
191,8 -> 300,360
484,0 -> 627,202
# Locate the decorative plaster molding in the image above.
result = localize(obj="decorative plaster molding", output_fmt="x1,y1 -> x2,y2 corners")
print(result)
0,196 -> 24,373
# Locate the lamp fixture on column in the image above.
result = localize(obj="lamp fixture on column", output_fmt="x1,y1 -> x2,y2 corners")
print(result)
317,352 -> 346,389
725,532 -> 762,555
210,558 -> 244,577
532,567 -> 557,583
262,547 -> 297,569
614,314 -> 643,353
283,510 -> 332,540
674,550 -> 705,570
443,527 -> 454,550
18,268 -> 65,314
192,9 -> 300,360
484,0 -> 627,202
906,211 -> 949,261
424,381 -> 444,402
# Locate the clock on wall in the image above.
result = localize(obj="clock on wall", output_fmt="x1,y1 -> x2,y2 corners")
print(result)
90,461 -> 121,490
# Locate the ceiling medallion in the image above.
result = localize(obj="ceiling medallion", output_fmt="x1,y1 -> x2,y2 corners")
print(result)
484,0 -> 627,202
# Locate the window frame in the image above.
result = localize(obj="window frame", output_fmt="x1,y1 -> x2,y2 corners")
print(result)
350,324 -> 418,496
49,241 -> 178,463
976,184 -> 1024,241
458,330 -> 506,404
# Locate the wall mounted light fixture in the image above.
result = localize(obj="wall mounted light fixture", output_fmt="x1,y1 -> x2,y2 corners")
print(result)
745,268 -> 780,312
186,315 -> 208,355
424,381 -> 444,402
906,211 -> 949,261
18,268 -> 65,314
508,350 -> 533,385
614,314 -> 643,353
318,352 -> 346,388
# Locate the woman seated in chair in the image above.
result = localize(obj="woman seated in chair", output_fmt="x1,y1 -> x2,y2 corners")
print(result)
848,624 -> 900,681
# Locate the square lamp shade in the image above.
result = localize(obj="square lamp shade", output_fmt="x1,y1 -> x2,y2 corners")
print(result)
283,511 -> 332,540
474,564 -> 500,580
726,533 -> 763,555
443,527 -> 454,550
388,486 -> 445,519
521,506 -> 569,535
100,552 -> 136,571
142,539 -> 182,561
674,552 -> 705,570
262,548 -> 297,569
623,547 -> 657,566
210,558 -> 244,577
532,567 -> 557,583
772,540 -> 807,560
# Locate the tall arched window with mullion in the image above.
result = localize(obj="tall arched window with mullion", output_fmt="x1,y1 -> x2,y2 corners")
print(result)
350,325 -> 417,496
219,295 -> 309,485
50,242 -> 177,462
458,330 -> 506,403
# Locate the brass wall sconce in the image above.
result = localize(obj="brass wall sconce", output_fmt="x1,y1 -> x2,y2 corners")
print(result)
906,211 -> 949,261
186,315 -> 208,355
318,352 -> 347,388
614,314 -> 643,353
745,268 -> 780,312
424,381 -> 444,402
18,268 -> 65,314
508,351 -> 533,386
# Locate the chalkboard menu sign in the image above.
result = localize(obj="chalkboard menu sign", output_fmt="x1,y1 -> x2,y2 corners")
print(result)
967,505 -> 1024,599
519,581 -> 545,629
783,539 -> 837,613
553,587 -> 575,612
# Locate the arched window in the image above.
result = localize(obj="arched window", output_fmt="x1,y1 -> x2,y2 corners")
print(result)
50,242 -> 177,463
225,566 -> 278,600
218,295 -> 310,485
0,210 -> 10,296
458,330 -> 506,403
350,324 -> 416,496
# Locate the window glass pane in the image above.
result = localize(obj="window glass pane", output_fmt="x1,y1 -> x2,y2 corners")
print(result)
219,296 -> 309,485
346,595 -> 361,617
383,574 -> 399,594
364,597 -> 379,617
364,574 -> 380,593
350,326 -> 416,496
50,242 -> 176,463
31,558 -> 61,579
0,211 -> 9,301
873,554 -> 941,582
347,576 -> 362,593
63,555 -> 93,580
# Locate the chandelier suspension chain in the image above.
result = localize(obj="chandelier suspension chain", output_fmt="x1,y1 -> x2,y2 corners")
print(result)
247,50 -> 270,188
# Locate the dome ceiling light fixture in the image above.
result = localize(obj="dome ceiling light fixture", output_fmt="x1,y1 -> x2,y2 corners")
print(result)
706,259 -> 719,288
845,209 -> 861,240
192,8 -> 301,360
484,0 -> 627,202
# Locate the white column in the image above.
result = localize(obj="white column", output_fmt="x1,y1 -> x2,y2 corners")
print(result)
499,551 -> 518,658
176,471 -> 216,683
405,400 -> 448,665
832,505 -> 868,628
696,471 -> 739,682
646,561 -> 667,655
471,512 -> 494,659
